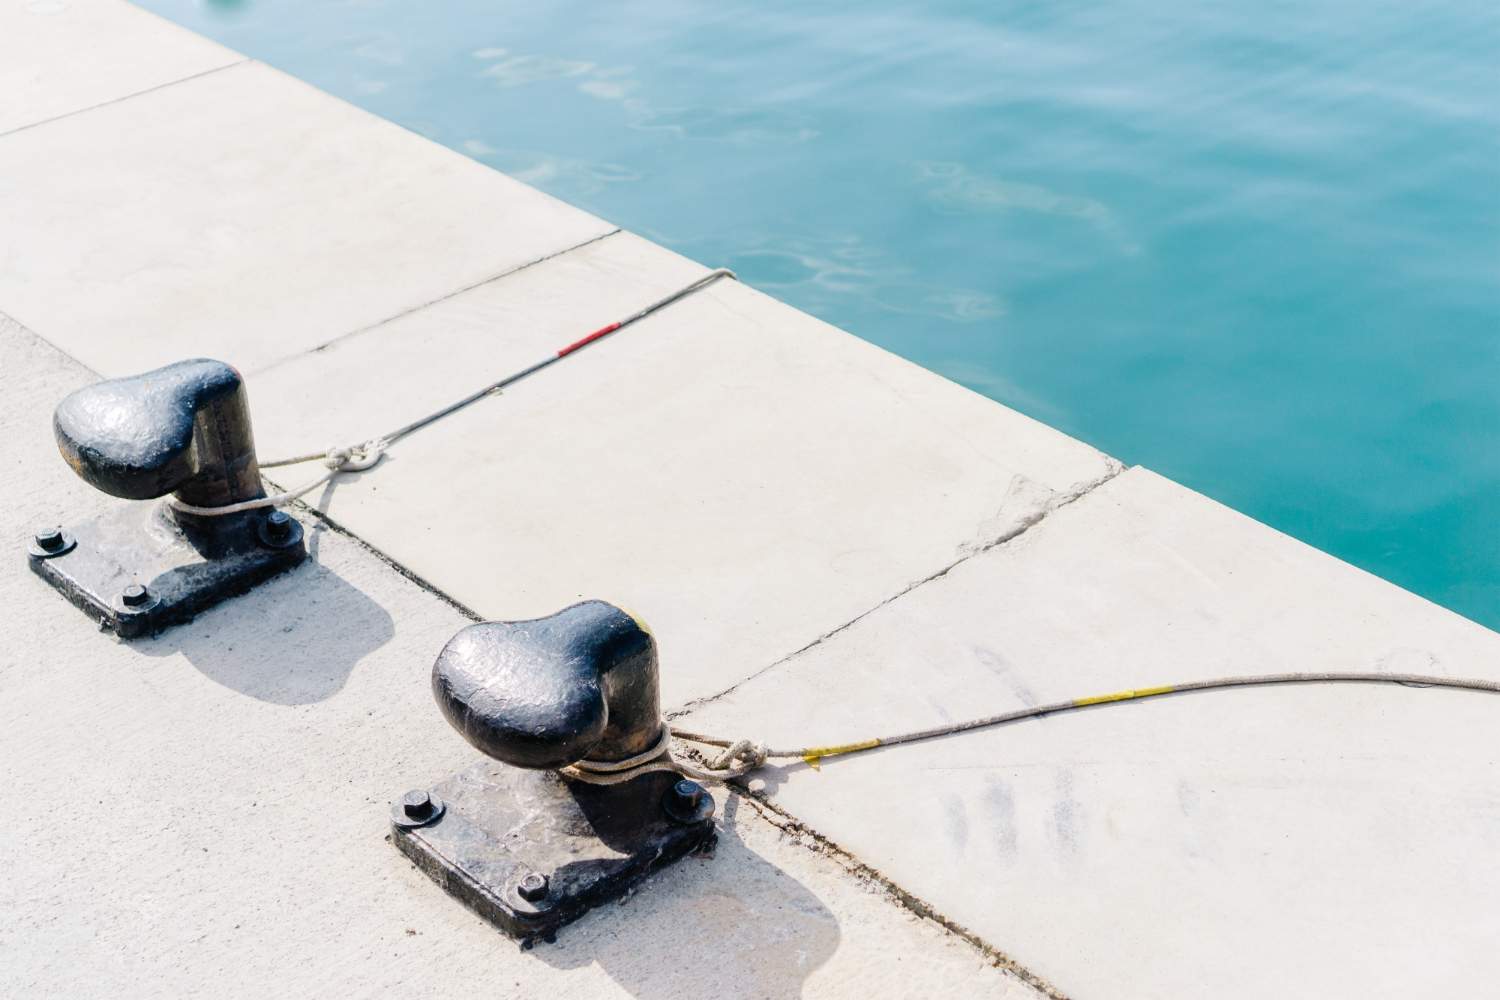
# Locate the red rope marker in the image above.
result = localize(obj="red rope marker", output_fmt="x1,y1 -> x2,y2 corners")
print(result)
251,267 -> 739,499
371,267 -> 738,449
557,322 -> 622,358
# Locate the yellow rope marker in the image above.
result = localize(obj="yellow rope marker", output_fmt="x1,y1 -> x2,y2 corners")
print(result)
1072,684 -> 1176,707
802,738 -> 882,769
671,672 -> 1500,782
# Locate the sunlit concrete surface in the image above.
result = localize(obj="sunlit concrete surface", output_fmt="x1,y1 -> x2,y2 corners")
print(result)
246,228 -> 1116,706
0,57 -> 612,375
0,0 -> 1115,714
0,0 -> 239,135
0,315 -> 1045,999
4,2 -> 1499,998
683,468 -> 1500,998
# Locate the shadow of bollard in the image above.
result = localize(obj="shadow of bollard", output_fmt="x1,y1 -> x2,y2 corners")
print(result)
135,519 -> 394,704
531,792 -> 842,999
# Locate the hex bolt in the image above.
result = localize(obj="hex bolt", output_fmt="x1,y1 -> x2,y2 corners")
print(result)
402,790 -> 434,821
264,510 -> 293,543
517,872 -> 550,903
34,528 -> 65,552
672,779 -> 703,809
662,778 -> 711,824
121,584 -> 150,608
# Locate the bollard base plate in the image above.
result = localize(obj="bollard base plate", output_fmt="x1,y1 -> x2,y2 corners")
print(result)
391,760 -> 716,944
27,500 -> 305,639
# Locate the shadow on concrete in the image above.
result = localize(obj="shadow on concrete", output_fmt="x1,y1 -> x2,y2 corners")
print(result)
738,760 -> 811,798
135,518 -> 394,704
532,792 -> 841,999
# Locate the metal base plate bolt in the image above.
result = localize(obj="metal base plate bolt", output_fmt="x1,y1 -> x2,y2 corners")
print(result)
28,528 -> 76,559
517,873 -> 549,902
391,789 -> 445,829
256,509 -> 301,550
28,502 -> 306,638
662,779 -> 714,825
392,763 -> 715,941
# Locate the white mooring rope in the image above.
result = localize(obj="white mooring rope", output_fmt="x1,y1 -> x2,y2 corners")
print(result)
559,727 -> 769,787
169,441 -> 387,517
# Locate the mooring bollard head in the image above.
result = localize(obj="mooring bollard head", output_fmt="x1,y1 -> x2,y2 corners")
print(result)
431,600 -> 664,770
53,358 -> 264,508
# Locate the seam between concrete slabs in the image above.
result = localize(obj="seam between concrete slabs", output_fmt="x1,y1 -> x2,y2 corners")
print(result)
671,458 -> 1127,719
247,226 -> 627,376
739,793 -> 1074,1000
4,310 -> 1056,990
0,57 -> 251,141
0,306 -> 100,380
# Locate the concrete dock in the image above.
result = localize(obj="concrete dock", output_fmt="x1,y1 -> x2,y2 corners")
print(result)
4,3 -> 1498,997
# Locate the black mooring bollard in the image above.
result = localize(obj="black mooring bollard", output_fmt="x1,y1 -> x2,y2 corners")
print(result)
391,601 -> 716,943
29,358 -> 306,637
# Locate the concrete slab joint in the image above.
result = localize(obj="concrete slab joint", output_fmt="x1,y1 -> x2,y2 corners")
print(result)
676,458 -> 1126,718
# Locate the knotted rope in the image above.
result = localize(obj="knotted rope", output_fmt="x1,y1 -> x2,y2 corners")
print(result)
558,727 -> 769,787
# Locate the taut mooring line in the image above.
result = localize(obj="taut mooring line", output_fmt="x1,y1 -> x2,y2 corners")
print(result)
661,670 -> 1500,779
170,268 -> 738,516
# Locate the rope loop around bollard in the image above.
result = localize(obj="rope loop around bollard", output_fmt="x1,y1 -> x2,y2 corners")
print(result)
167,440 -> 388,516
557,727 -> 769,787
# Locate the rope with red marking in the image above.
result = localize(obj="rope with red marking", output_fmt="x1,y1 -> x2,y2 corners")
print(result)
170,268 -> 737,516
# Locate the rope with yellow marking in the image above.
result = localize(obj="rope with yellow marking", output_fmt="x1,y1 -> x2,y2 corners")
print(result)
669,671 -> 1500,776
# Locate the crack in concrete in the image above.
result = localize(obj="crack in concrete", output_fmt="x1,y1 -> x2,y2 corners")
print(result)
659,461 -> 1125,996
0,58 -> 252,141
249,226 -> 625,375
669,459 -> 1126,720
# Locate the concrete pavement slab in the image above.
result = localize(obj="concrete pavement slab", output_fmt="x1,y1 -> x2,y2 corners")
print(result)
0,59 -> 614,375
0,312 -> 1048,1000
0,0 -> 239,136
682,467 -> 1500,999
245,230 -> 1119,707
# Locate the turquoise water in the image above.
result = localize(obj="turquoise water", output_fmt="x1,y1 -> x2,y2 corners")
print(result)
142,0 -> 1499,629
